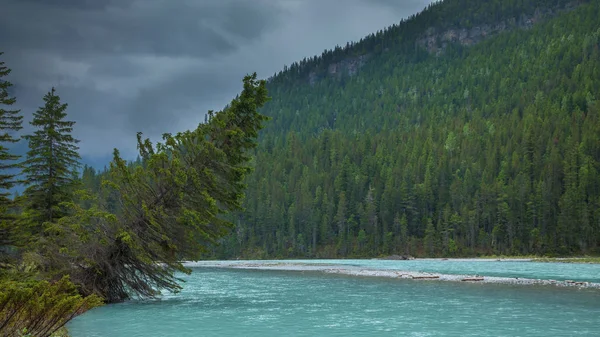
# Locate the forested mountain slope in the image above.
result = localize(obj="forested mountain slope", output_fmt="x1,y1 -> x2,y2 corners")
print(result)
210,0 -> 600,258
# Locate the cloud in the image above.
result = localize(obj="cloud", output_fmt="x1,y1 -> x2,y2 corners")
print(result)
16,0 -> 133,10
0,0 -> 433,162
1,0 -> 281,59
366,0 -> 435,11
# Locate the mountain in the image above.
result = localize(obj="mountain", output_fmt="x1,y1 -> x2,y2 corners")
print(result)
208,0 -> 600,259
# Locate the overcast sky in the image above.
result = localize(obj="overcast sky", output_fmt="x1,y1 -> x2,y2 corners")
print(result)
1,0 -> 433,166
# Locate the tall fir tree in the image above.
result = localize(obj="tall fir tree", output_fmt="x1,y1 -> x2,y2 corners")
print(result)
22,87 -> 80,230
0,54 -> 23,213
0,53 -> 23,247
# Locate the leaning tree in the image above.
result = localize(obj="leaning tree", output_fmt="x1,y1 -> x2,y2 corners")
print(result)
44,73 -> 270,302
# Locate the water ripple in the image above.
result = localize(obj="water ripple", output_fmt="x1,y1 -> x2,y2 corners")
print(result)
68,263 -> 600,337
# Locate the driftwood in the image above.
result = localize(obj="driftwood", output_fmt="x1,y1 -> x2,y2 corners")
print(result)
412,275 -> 440,279
461,277 -> 484,281
566,280 -> 587,286
380,255 -> 415,260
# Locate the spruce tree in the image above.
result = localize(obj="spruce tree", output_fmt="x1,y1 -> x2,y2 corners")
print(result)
0,53 -> 23,248
0,53 -> 23,213
22,87 -> 80,229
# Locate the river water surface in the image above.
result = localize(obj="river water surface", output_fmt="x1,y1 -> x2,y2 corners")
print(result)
68,259 -> 600,336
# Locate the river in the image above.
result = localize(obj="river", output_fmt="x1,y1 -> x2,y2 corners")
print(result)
68,259 -> 600,336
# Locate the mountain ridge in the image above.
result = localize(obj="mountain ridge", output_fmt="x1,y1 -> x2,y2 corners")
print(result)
268,0 -> 587,89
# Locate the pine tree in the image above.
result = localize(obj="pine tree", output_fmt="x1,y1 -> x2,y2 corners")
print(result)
335,192 -> 347,254
0,53 -> 23,213
0,53 -> 23,248
22,87 -> 80,229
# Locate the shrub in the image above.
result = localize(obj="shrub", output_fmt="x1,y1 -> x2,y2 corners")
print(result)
0,276 -> 103,337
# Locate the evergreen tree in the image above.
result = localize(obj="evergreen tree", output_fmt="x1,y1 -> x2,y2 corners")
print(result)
0,53 -> 23,247
40,74 -> 270,302
0,53 -> 23,213
22,87 -> 80,230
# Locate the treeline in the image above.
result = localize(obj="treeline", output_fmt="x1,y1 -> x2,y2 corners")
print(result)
207,0 -> 600,259
0,53 -> 269,335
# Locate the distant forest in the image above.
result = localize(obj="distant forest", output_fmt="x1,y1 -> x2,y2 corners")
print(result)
81,0 -> 600,259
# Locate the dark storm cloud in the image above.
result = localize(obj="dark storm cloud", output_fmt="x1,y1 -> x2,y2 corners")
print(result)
17,0 -> 134,10
1,0 -> 281,59
127,63 -> 238,133
86,57 -> 143,78
367,0 -> 435,10
1,0 -> 433,160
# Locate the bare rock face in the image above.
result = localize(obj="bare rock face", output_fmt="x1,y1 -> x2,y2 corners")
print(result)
308,71 -> 320,86
306,0 -> 585,85
308,54 -> 370,86
417,1 -> 584,55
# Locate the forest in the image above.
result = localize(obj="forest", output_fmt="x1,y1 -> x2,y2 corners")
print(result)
70,0 -> 600,260
215,0 -> 600,259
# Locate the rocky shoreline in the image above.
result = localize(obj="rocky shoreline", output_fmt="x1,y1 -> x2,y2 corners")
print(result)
184,260 -> 600,290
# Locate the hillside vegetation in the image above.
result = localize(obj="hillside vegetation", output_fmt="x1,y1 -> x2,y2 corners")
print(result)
213,0 -> 600,258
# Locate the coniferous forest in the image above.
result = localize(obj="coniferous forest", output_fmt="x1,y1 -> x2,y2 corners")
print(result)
216,0 -> 600,259
58,0 -> 600,260
2,0 -> 600,333
72,0 -> 600,259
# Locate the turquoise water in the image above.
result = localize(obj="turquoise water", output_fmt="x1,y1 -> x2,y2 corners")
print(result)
68,261 -> 600,336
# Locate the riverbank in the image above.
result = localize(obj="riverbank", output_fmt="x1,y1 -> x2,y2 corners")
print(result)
533,257 -> 600,264
401,256 -> 600,264
210,256 -> 600,264
458,256 -> 600,264
185,258 -> 600,290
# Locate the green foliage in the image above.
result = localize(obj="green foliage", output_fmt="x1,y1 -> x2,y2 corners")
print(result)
0,76 -> 95,334
214,0 -> 600,258
0,52 -> 23,248
40,73 -> 270,303
1,49 -> 269,331
0,53 -> 23,205
22,88 -> 80,232
0,275 -> 102,337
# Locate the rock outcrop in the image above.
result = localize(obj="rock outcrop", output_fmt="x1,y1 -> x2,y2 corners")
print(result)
416,1 -> 584,55
306,1 -> 584,85
308,54 -> 370,86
